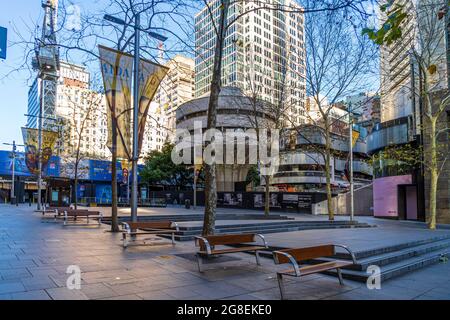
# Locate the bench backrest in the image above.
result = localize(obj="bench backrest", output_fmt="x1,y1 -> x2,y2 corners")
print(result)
273,245 -> 335,264
124,221 -> 174,230
65,209 -> 99,216
197,234 -> 256,246
48,206 -> 71,211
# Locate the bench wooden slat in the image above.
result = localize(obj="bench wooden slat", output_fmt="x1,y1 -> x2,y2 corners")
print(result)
274,245 -> 335,264
280,260 -> 353,277
198,245 -> 266,255
199,234 -> 256,246
65,211 -> 101,217
124,221 -> 174,230
128,229 -> 177,235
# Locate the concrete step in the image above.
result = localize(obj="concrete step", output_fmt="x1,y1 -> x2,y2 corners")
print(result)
169,222 -> 372,241
347,239 -> 450,271
177,220 -> 364,231
127,214 -> 292,221
176,223 -> 372,236
334,234 -> 450,260
325,248 -> 450,282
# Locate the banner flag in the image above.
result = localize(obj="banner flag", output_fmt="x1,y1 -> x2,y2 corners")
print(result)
351,129 -> 360,147
343,128 -> 361,182
21,127 -> 58,175
99,45 -> 168,160
99,45 -> 133,160
137,58 -> 169,156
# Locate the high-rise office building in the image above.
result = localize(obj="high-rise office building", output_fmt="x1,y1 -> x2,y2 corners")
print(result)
27,61 -> 110,159
194,0 -> 307,125
154,55 -> 195,141
369,0 -> 450,223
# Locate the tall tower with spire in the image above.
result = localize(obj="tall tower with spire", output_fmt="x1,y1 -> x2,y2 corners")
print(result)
30,0 -> 60,130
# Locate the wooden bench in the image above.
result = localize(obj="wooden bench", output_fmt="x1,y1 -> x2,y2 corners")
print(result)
37,206 -> 72,215
272,244 -> 357,299
63,209 -> 103,226
121,221 -> 179,248
195,233 -> 268,272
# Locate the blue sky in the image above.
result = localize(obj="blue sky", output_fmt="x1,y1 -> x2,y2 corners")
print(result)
0,0 -> 378,152
0,1 -> 43,151
0,0 -> 195,151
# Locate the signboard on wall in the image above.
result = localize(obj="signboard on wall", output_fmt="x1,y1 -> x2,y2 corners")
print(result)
298,195 -> 312,209
0,26 -> 7,60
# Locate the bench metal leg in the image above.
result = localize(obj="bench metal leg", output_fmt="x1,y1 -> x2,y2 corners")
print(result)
336,268 -> 344,285
122,233 -> 128,248
277,273 -> 286,300
255,251 -> 261,266
171,232 -> 175,245
196,253 -> 204,273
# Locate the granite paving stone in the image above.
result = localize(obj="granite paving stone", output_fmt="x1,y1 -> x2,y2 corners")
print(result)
0,204 -> 449,300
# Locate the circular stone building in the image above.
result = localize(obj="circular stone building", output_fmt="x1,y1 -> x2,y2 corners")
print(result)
176,87 -> 276,192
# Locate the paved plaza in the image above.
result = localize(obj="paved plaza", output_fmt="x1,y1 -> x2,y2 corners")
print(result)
0,204 -> 449,300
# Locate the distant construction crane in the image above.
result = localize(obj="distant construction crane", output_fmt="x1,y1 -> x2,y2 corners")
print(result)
30,0 -> 60,210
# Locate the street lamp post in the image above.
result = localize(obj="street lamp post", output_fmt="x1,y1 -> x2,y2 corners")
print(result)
103,14 -> 167,222
348,104 -> 354,222
131,13 -> 141,222
3,141 -> 25,205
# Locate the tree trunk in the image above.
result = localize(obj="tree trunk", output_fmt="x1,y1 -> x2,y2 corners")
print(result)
110,105 -> 119,232
264,175 -> 270,216
428,118 -> 437,230
202,0 -> 230,236
324,118 -> 334,221
74,173 -> 78,210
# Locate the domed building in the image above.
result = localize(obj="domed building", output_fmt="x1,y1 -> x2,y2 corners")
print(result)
176,87 -> 276,192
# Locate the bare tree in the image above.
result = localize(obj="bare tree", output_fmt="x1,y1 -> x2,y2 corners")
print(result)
61,84 -> 105,209
6,0 -> 381,233
368,0 -> 449,229
287,0 -> 377,220
6,0 -> 195,232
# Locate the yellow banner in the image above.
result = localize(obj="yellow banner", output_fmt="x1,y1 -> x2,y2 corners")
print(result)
352,129 -> 360,147
21,127 -> 58,175
99,46 -> 168,160
99,45 -> 133,160
137,59 -> 169,156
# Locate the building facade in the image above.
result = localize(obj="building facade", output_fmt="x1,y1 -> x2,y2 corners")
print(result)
27,61 -> 110,159
369,0 -> 450,222
194,0 -> 307,126
176,87 -> 276,192
154,55 -> 195,141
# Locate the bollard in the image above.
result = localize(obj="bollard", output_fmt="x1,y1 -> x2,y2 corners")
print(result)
185,199 -> 190,209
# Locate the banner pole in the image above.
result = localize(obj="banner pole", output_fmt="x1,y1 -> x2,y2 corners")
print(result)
131,13 -> 140,222
349,103 -> 354,222
37,79 -> 44,211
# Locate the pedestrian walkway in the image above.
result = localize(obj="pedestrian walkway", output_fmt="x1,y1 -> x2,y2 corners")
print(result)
0,204 -> 449,300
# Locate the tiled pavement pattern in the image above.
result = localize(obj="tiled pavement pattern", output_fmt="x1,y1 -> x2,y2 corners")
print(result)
0,204 -> 449,300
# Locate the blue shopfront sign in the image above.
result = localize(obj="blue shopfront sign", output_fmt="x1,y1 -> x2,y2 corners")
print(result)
0,151 -> 31,176
89,160 -> 122,182
0,26 -> 7,60
0,150 -> 127,183
44,155 -> 60,177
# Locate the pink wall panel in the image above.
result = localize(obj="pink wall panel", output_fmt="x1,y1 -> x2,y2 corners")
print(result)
373,175 -> 412,217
